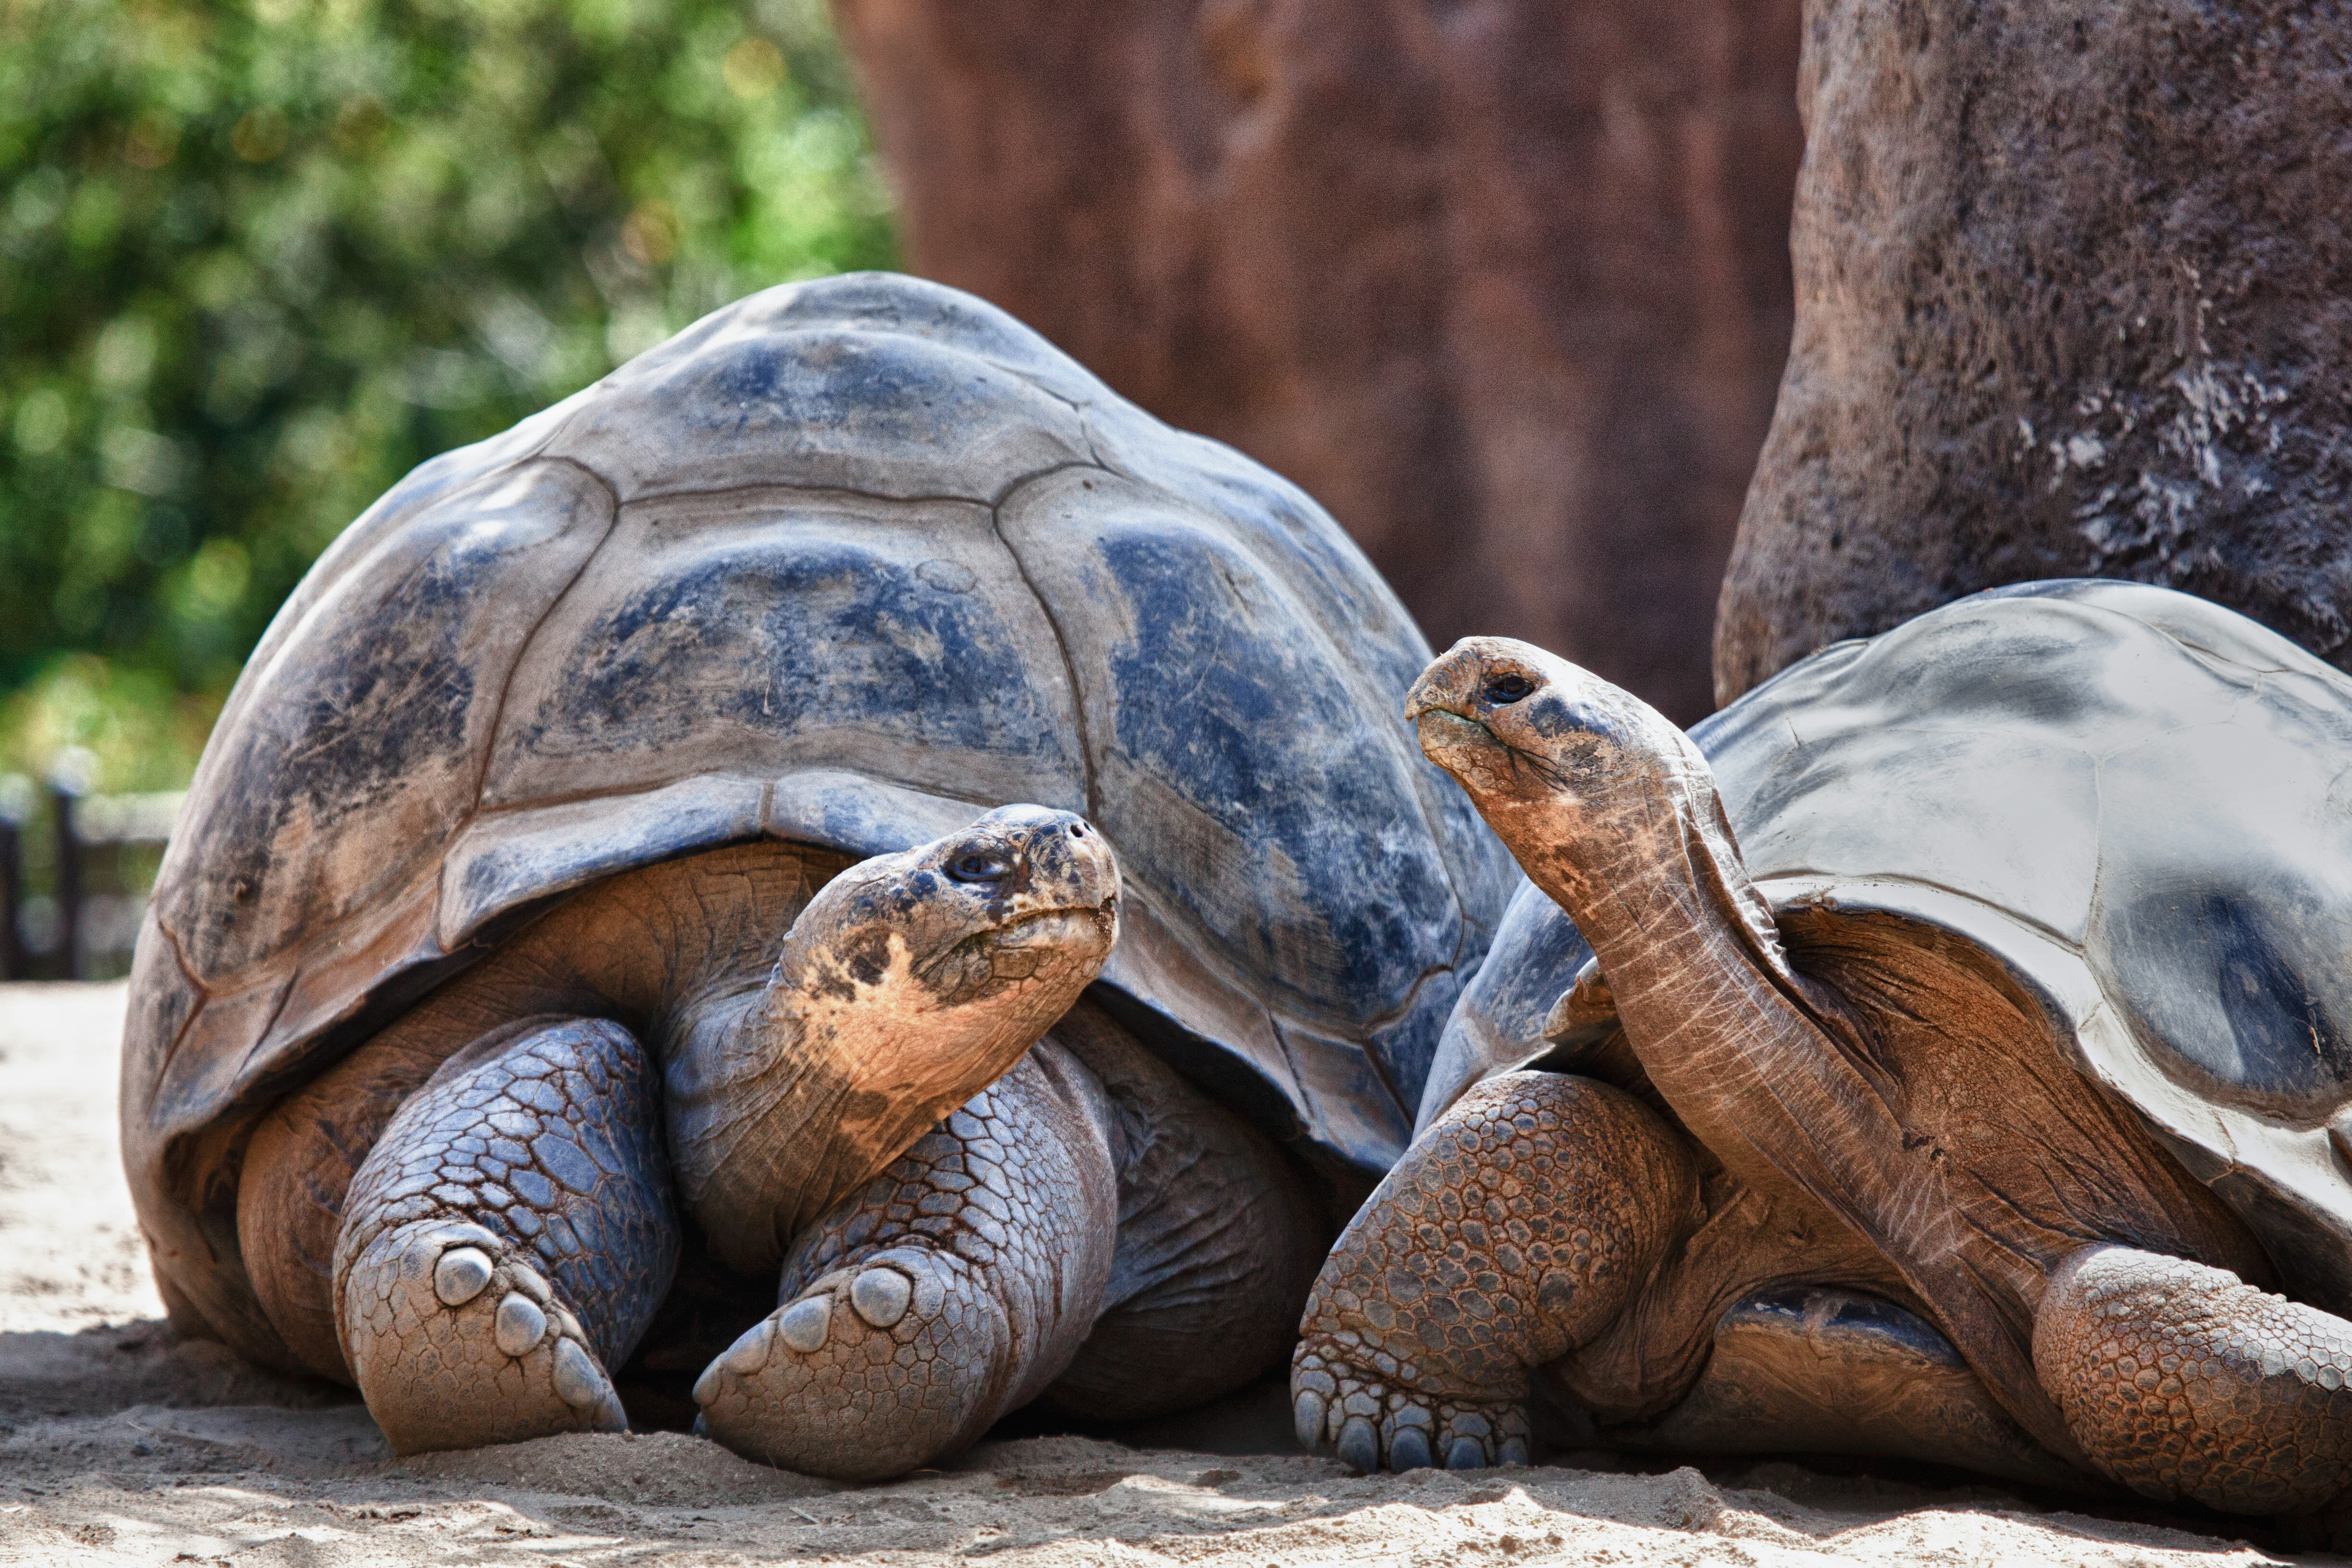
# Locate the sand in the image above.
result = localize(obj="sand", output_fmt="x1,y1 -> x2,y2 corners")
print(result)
0,981 -> 2337,1566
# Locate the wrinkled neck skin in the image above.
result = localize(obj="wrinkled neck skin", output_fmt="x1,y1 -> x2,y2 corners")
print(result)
1521,746 -> 2105,1466
1486,737 -> 1951,1410
1486,730 -> 1902,1245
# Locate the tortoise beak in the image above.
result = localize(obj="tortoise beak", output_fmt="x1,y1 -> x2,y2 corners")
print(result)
1415,708 -> 1504,781
1404,643 -> 1485,723
1408,643 -> 1515,784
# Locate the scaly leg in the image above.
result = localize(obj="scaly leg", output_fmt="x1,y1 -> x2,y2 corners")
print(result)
692,1040 -> 1117,1480
2036,1244 -> 2352,1513
334,1017 -> 679,1454
1292,1071 -> 1698,1470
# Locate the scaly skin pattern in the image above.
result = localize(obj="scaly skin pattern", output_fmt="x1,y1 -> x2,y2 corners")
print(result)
2036,1245 -> 2352,1513
236,841 -> 845,1385
693,1041 -> 1116,1480
334,1017 -> 678,1454
1293,1071 -> 1698,1471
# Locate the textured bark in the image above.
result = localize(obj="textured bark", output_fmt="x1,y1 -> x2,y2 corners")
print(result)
1716,0 -> 2352,705
834,0 -> 1802,724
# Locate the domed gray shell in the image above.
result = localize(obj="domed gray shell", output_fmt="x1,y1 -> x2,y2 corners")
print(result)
1430,579 -> 2352,1306
124,273 -> 1513,1339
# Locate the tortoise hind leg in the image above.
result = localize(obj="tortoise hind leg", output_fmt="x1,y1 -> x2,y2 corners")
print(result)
2035,1244 -> 2352,1513
693,1037 -> 1118,1481
334,1016 -> 680,1454
1035,1004 -> 1329,1423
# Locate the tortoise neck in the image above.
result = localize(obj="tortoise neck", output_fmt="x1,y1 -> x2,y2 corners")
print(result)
1510,759 -> 1872,1207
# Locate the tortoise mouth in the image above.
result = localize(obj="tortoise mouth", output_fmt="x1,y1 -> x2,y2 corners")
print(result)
909,900 -> 1118,1002
977,900 -> 1118,948
1416,704 -> 1494,746
917,899 -> 1117,970
1416,706 -> 1511,772
1417,706 -> 1584,801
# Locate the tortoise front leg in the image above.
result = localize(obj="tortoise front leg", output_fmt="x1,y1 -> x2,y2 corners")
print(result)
692,1038 -> 1118,1480
333,1016 -> 680,1454
2036,1245 -> 2352,1512
1291,1071 -> 1697,1470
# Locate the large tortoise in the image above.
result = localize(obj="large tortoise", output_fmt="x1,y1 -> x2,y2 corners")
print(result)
122,273 -> 1512,1478
1294,579 -> 2352,1514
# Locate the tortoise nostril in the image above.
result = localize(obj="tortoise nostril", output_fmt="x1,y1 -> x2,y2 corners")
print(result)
1068,823 -> 1086,839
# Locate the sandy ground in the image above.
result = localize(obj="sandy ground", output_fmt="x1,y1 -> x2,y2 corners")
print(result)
1,982 -> 2341,1567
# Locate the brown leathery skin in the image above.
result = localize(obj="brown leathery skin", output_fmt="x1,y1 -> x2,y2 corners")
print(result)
1413,644 -> 2045,1456
332,1015 -> 668,1454
244,1057 -> 447,1382
1040,1000 -> 1331,1422
239,809 -> 1113,1387
1293,1071 -> 1699,1471
1381,636 -> 2324,1501
334,1018 -> 677,1369
2036,1246 -> 2352,1514
693,1040 -> 1117,1481
1544,1160 -> 1900,1431
694,997 -> 1325,1477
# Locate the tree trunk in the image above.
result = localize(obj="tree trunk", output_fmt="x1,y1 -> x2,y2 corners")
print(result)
834,0 -> 1802,724
1716,0 -> 2352,705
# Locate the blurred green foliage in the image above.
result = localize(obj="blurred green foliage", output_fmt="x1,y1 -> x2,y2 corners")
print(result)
0,0 -> 896,793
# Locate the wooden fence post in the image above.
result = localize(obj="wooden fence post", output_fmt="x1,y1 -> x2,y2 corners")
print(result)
0,785 -> 22,982
51,782 -> 82,983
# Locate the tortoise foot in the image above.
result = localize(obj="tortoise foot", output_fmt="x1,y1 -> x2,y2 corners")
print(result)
694,1046 -> 1118,1481
1289,1071 -> 1694,1474
341,1217 -> 627,1454
1292,1335 -> 1532,1469
693,1244 -> 1010,1480
323,1014 -> 673,1454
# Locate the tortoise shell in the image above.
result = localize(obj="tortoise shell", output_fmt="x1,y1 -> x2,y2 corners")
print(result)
1428,579 -> 2352,1307
123,273 -> 1514,1351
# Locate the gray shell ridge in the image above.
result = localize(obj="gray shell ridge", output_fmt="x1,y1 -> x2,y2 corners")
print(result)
123,272 -> 1516,1352
1432,578 -> 2352,1307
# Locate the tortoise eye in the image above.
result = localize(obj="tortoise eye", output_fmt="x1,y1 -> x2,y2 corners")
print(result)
1484,674 -> 1534,704
948,850 -> 1014,884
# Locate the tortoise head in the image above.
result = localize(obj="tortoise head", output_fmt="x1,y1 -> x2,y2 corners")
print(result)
1405,636 -> 1789,1027
678,804 -> 1121,1272
1405,637 -> 1714,886
780,803 -> 1121,1025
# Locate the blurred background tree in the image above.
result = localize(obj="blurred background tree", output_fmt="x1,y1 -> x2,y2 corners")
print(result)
0,0 -> 895,794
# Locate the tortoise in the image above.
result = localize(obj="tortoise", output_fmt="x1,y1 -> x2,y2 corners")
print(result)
120,272 -> 1513,1480
1292,578 -> 2352,1515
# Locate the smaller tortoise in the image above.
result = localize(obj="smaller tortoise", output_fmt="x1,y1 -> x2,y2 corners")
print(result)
1295,580 -> 2352,1513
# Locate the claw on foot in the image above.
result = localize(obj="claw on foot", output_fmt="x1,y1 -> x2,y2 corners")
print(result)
1291,1338 -> 1532,1472
339,1218 -> 627,1454
433,1247 -> 494,1306
694,1247 -> 1008,1482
